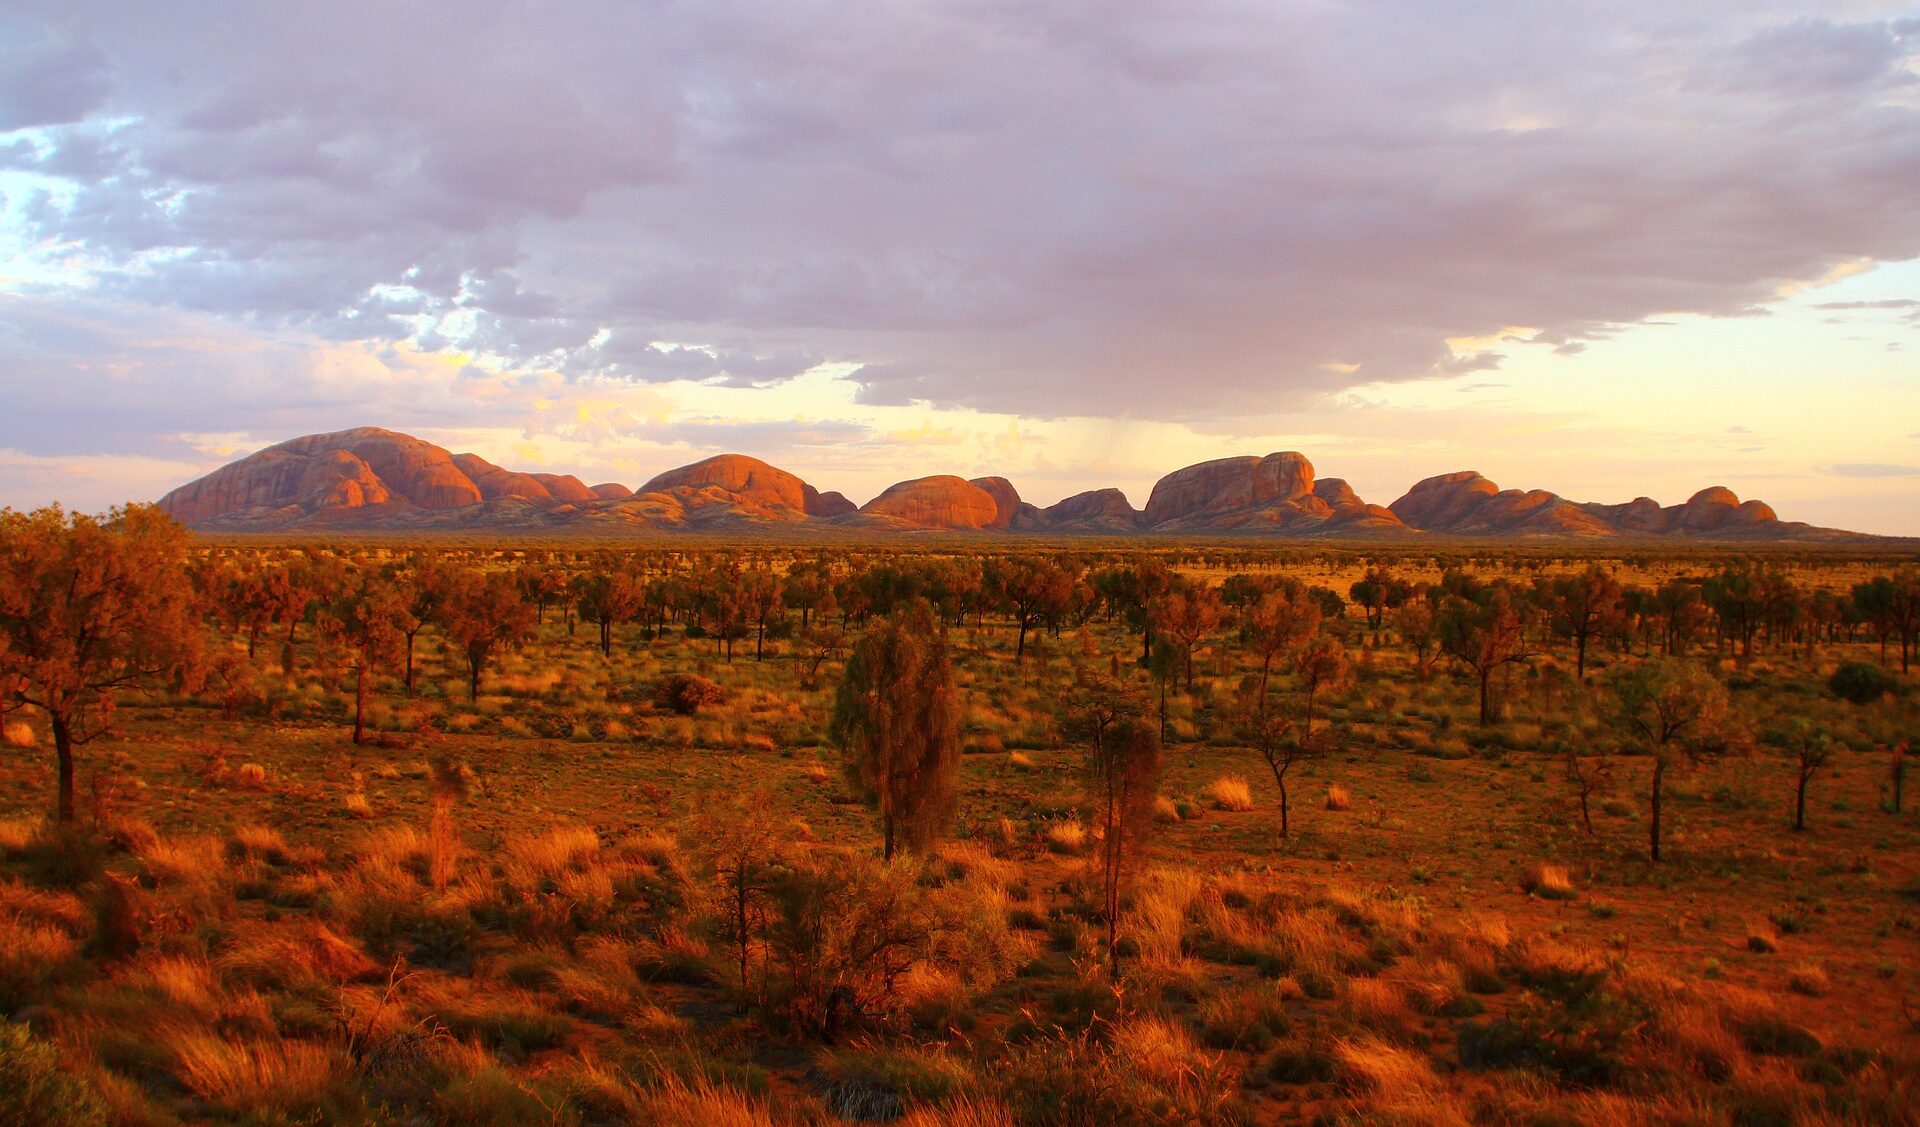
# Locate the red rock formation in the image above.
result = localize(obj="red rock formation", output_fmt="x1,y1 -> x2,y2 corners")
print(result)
1141,452 -> 1406,533
967,476 -> 1022,529
152,426 -> 1843,539
637,454 -> 813,518
859,476 -> 1001,528
1144,452 -> 1316,525
530,472 -> 596,503
806,490 -> 858,518
158,427 -> 482,523
1040,488 -> 1141,530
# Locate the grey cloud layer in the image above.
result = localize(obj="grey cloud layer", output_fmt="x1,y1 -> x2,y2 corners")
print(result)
4,1 -> 1919,426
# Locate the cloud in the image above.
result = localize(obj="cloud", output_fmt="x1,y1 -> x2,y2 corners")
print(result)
1829,462 -> 1920,477
0,2 -> 1914,425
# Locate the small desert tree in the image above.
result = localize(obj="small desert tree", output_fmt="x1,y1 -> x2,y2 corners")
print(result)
1061,658 -> 1155,972
1776,719 -> 1835,833
0,504 -> 204,823
577,571 -> 646,657
441,568 -> 536,702
1238,583 -> 1320,701
1604,659 -> 1734,862
1293,635 -> 1353,736
1438,588 -> 1530,726
699,792 -> 789,1011
831,599 -> 961,860
1151,582 -> 1224,690
1563,744 -> 1614,837
319,568 -> 407,745
1086,717 -> 1161,977
1241,704 -> 1326,839
1551,565 -> 1623,680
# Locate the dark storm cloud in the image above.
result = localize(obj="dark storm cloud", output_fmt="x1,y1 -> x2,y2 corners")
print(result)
6,0 -> 1920,423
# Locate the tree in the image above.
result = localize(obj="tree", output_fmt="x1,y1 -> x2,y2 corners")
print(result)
319,568 -> 406,745
1563,745 -> 1614,837
1241,705 -> 1326,840
0,505 -> 203,823
1604,659 -> 1734,862
1151,583 -> 1223,690
392,556 -> 452,698
1654,579 -> 1707,656
995,557 -> 1074,661
1292,635 -> 1352,736
1437,589 -> 1529,726
1238,584 -> 1320,701
1853,576 -> 1897,666
1395,600 -> 1439,679
699,791 -> 789,1012
1550,565 -> 1622,680
1705,566 -> 1765,665
830,600 -> 961,860
441,569 -> 535,702
577,571 -> 646,657
1086,718 -> 1161,977
1775,720 -> 1833,833
1348,567 -> 1408,636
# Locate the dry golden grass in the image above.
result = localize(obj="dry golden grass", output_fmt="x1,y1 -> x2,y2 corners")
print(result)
635,1073 -> 779,1126
898,1096 -> 1018,1127
1787,963 -> 1830,997
233,762 -> 269,788
1007,751 -> 1039,772
138,834 -> 227,888
1043,817 -> 1086,854
1520,861 -> 1576,900
1325,783 -> 1352,811
169,1030 -> 340,1111
230,823 -> 290,863
1205,775 -> 1254,812
1128,867 -> 1205,965
1345,977 -> 1416,1038
1335,1033 -> 1437,1092
1,720 -> 35,748
217,922 -> 381,990
0,816 -> 38,852
1109,1015 -> 1214,1091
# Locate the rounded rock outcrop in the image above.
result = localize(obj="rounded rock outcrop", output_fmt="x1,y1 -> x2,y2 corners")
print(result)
637,453 -> 814,514
860,476 -> 1002,528
1143,452 -> 1316,526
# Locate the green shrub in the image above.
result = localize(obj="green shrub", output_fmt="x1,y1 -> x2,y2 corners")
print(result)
1829,662 -> 1897,704
0,1023 -> 107,1126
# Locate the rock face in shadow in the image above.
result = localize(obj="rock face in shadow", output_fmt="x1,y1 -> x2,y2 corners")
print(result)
806,490 -> 858,518
1389,471 -> 1610,536
1037,488 -> 1142,531
1393,473 -> 1801,538
155,426 -> 1860,540
967,477 -> 1023,529
1140,452 -> 1407,534
858,476 -> 1002,529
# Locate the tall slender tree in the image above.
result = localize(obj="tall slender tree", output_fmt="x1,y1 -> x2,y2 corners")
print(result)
830,599 -> 961,860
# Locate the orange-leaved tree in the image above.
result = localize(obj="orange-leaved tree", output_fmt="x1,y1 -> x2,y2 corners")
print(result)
0,504 -> 204,822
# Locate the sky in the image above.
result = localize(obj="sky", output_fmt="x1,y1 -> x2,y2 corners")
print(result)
1,1 -> 1918,534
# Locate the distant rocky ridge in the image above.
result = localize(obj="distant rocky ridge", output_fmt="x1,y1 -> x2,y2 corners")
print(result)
155,426 -> 1864,540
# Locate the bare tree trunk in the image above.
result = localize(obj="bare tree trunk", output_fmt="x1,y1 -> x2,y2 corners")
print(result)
1649,757 -> 1666,863
353,660 -> 368,746
53,713 -> 76,824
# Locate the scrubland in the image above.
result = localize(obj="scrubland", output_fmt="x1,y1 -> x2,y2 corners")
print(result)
1,534 -> 1917,1127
